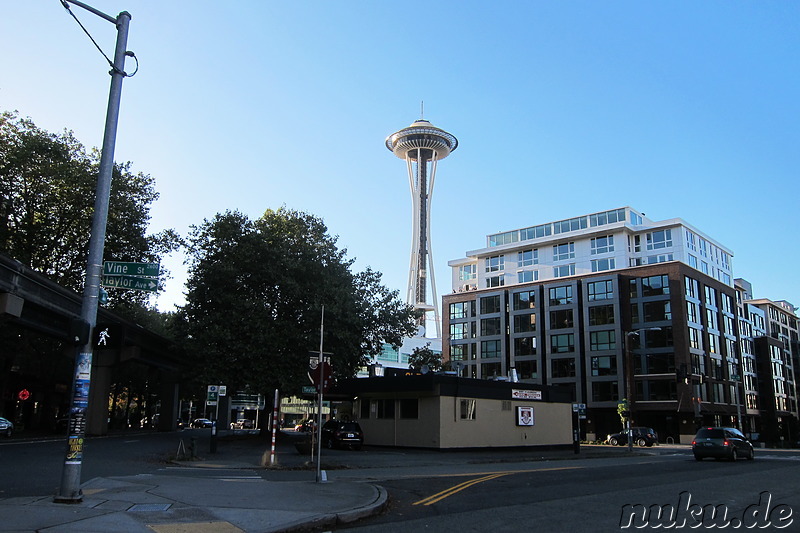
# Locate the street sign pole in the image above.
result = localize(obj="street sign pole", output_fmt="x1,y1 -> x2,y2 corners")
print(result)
55,3 -> 131,504
316,305 -> 325,483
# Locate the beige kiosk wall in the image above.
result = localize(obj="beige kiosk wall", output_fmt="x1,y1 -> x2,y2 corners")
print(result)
439,397 -> 572,449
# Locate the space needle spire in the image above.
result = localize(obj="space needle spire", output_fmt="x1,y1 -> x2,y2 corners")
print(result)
386,117 -> 458,338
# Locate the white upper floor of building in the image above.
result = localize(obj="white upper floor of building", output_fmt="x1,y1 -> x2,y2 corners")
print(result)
448,206 -> 734,292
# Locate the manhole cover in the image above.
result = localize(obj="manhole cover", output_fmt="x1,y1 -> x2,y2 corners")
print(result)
128,503 -> 172,512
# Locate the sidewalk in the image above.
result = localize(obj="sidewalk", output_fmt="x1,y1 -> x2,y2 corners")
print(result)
0,431 -> 664,533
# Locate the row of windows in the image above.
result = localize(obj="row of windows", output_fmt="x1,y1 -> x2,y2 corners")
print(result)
487,208 -> 630,247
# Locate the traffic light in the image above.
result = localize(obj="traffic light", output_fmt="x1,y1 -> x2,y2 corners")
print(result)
98,287 -> 109,305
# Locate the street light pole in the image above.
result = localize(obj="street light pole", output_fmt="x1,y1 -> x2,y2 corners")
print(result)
55,2 -> 132,503
624,327 -> 661,452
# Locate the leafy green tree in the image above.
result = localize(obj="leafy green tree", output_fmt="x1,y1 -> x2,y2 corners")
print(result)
0,110 -> 180,305
408,343 -> 443,372
180,208 -> 417,395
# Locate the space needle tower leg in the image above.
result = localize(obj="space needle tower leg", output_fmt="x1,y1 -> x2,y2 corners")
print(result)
386,119 -> 458,339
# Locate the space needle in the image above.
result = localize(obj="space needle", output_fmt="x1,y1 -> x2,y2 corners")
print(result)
386,117 -> 458,338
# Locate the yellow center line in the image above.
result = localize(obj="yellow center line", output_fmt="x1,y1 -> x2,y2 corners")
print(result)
412,465 -> 584,506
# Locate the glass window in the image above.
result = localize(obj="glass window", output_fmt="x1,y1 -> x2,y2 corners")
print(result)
589,305 -> 615,325
591,258 -> 615,272
643,301 -> 671,322
514,336 -> 537,356
550,309 -> 574,328
518,270 -> 538,283
591,355 -> 617,376
481,362 -> 502,379
587,280 -> 614,301
449,302 -> 470,320
460,399 -> 476,420
515,359 -> 538,380
399,399 -> 418,419
686,302 -> 700,324
591,235 -> 615,255
550,333 -> 575,353
553,242 -> 575,261
645,327 -> 673,348
486,276 -> 505,288
513,313 -> 536,333
450,344 -> 468,361
685,276 -> 698,299
708,333 -> 720,355
480,317 -> 501,336
704,286 -> 717,307
549,285 -> 573,306
450,323 -> 468,340
512,290 -> 535,310
688,327 -> 702,350
374,399 -> 395,419
553,264 -> 575,278
481,340 -> 501,358
643,353 -> 675,374
592,381 -> 619,402
590,330 -> 616,351
485,255 -> 504,273
551,358 -> 576,377
642,275 -> 670,296
518,249 -> 538,266
706,308 -> 718,330
480,295 -> 501,314
458,264 -> 477,281
646,229 -> 673,250
553,216 -> 587,234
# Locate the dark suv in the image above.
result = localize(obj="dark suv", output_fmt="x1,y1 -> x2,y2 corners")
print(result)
606,427 -> 658,447
321,420 -> 364,450
692,427 -> 754,461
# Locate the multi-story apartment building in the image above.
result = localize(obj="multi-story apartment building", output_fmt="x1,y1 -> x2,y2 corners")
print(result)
443,207 -> 798,444
736,279 -> 800,443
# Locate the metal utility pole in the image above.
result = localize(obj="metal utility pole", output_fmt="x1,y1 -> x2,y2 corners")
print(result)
55,1 -> 132,503
316,306 -> 325,483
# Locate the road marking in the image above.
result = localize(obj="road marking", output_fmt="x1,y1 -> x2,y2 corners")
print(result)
412,466 -> 584,506
414,473 -> 510,506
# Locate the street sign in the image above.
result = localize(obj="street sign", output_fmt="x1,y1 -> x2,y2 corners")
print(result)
101,275 -> 159,292
309,361 -> 333,394
218,386 -> 227,397
103,261 -> 159,277
301,385 -> 316,395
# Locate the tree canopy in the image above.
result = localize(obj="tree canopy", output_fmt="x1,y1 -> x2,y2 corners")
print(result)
408,343 -> 443,373
0,110 -> 180,306
179,208 -> 417,395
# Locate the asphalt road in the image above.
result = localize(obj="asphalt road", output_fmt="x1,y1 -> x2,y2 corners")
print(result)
3,432 -> 800,532
331,451 -> 800,532
0,430 -> 195,497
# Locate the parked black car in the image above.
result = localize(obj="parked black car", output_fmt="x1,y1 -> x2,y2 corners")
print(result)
321,420 -> 364,450
692,427 -> 754,461
606,427 -> 658,447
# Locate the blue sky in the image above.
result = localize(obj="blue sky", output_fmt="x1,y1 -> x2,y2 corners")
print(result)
2,1 -> 798,314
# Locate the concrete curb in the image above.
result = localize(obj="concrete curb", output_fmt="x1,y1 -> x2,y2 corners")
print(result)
279,484 -> 387,533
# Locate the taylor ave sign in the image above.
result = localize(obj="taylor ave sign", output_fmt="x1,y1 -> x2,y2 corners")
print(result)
101,275 -> 158,292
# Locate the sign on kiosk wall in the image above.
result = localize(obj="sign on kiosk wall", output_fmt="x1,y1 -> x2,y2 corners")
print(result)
516,406 -> 535,426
